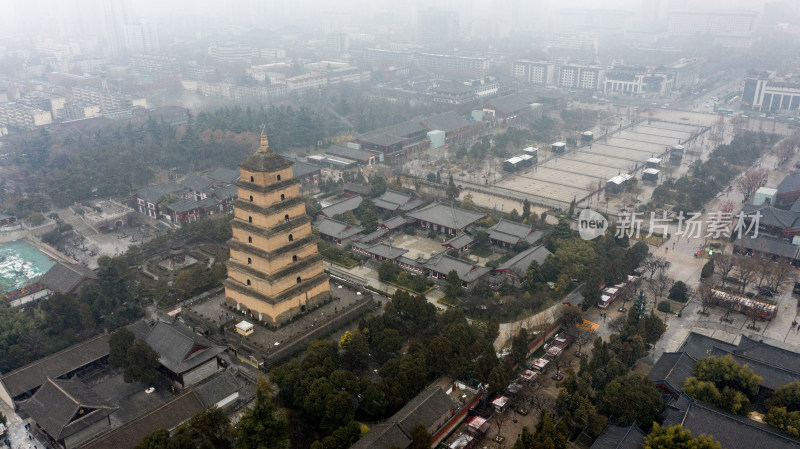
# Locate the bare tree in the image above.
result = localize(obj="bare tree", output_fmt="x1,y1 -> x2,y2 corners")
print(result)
493,407 -> 511,440
642,255 -> 670,280
714,254 -> 736,288
768,262 -> 797,294
648,273 -> 674,302
734,256 -> 758,292
609,314 -> 627,333
754,255 -> 773,288
736,168 -> 769,202
572,328 -> 594,357
618,287 -> 634,312
551,352 -> 569,380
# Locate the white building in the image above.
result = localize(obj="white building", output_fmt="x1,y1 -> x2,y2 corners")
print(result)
512,60 -> 556,86
123,21 -> 160,53
0,103 -> 52,130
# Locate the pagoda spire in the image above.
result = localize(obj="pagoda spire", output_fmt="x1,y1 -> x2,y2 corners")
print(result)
258,126 -> 270,153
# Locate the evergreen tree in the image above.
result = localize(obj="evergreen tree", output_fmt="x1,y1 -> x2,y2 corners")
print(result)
236,377 -> 290,449
633,289 -> 649,320
568,197 -> 576,218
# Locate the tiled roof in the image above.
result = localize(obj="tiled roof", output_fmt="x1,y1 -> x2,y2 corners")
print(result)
206,167 -> 240,184
351,423 -> 411,449
443,233 -> 474,250
290,158 -> 321,179
39,261 -> 97,294
318,196 -> 363,218
741,204 -> 800,229
419,111 -> 471,133
647,351 -> 697,392
396,386 -> 458,434
734,335 -> 800,377
180,174 -> 216,193
343,183 -> 372,196
0,334 -> 110,400
20,378 -> 116,441
710,347 -> 800,391
326,144 -> 378,162
590,424 -> 646,449
488,219 -> 540,245
483,92 -> 538,115
374,190 -> 423,212
777,172 -> 800,195
142,321 -> 225,375
135,182 -> 186,204
734,235 -> 800,259
352,242 -> 408,260
81,390 -> 205,449
193,371 -> 241,408
677,331 -> 738,360
380,215 -> 414,230
497,245 -> 552,278
422,252 -> 490,282
316,217 -> 364,240
406,202 -> 485,231
664,397 -> 800,449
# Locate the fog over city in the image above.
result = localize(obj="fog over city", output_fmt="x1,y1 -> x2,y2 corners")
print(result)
1,1 -> 800,449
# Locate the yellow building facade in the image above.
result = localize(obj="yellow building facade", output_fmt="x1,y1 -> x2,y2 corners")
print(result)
225,131 -> 330,324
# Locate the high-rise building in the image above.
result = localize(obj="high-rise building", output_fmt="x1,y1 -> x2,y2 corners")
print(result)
418,8 -> 459,47
225,132 -> 330,324
100,0 -> 133,56
123,21 -> 160,53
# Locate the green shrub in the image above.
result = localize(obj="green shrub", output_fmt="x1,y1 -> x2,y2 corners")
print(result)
657,301 -> 671,313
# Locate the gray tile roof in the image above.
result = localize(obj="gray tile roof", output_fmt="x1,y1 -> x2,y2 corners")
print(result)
710,346 -> 800,391
212,184 -> 238,201
0,333 -> 111,400
663,398 -> 800,449
734,235 -> 800,259
291,158 -> 321,179
352,242 -> 408,260
316,217 -> 364,240
488,219 -> 541,245
20,378 -> 116,441
406,202 -> 485,231
734,335 -> 800,377
741,204 -> 800,229
497,245 -> 553,278
39,261 -> 97,294
351,423 -> 411,449
590,424 -> 646,449
318,196 -> 363,218
777,172 -> 800,195
343,183 -> 372,196
81,390 -> 206,449
206,167 -> 240,184
380,215 -> 414,230
419,111 -> 471,134
443,233 -> 474,250
143,321 -> 225,375
193,371 -> 241,408
647,352 -> 697,393
179,174 -> 216,193
483,92 -> 538,115
422,252 -> 490,282
677,331 -> 737,360
326,144 -> 378,162
135,182 -> 186,204
374,190 -> 423,212
358,228 -> 388,243
395,386 -> 458,435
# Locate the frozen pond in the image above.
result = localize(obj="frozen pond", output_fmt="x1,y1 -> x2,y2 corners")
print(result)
0,240 -> 56,294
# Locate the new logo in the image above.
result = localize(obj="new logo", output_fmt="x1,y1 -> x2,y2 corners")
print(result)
578,209 -> 608,240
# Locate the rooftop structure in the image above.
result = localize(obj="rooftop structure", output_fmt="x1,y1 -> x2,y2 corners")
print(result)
406,203 -> 485,236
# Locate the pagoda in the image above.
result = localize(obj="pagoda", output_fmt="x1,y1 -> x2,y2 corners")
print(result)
224,130 -> 329,324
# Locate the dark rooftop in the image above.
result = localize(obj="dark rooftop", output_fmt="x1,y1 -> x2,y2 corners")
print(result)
406,202 -> 485,231
21,377 -> 116,441
142,321 -> 225,375
316,217 -> 365,240
39,261 -> 97,294
497,245 -> 553,278
374,190 -> 423,212
318,196 -> 364,218
777,172 -> 800,195
0,334 -> 110,401
206,167 -> 240,184
590,423 -> 646,449
419,111 -> 471,134
326,144 -> 379,162
647,351 -> 697,393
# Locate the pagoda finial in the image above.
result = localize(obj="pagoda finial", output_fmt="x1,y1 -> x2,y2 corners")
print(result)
258,125 -> 270,152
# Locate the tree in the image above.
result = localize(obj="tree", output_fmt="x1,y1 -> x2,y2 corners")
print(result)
668,281 -> 690,302
512,410 -> 568,449
554,238 -> 598,280
601,375 -> 664,428
648,273 -> 674,303
444,269 -> 463,298
488,364 -> 511,396
236,377 -> 290,449
734,256 -> 758,292
408,424 -> 432,449
643,423 -> 722,449
109,327 -> 135,368
766,407 -> 800,438
511,328 -> 530,366
573,328 -> 593,357
766,381 -> 800,412
560,305 -> 583,328
700,259 -> 715,280
522,198 -> 531,221
736,168 -> 768,201
642,255 -> 670,280
714,254 -> 736,288
123,339 -> 160,385
568,198 -> 576,218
